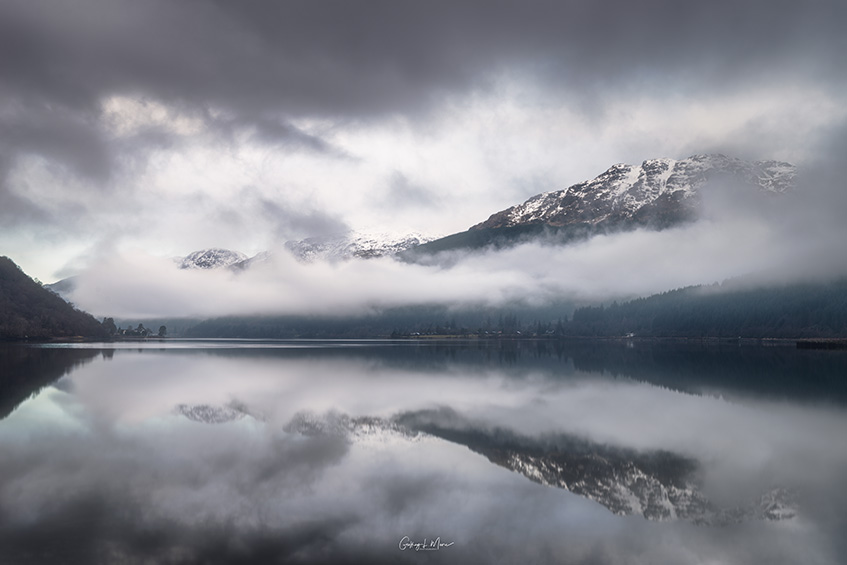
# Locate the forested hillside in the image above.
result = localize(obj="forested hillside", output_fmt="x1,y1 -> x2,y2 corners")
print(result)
182,278 -> 847,339
565,280 -> 847,338
0,257 -> 108,340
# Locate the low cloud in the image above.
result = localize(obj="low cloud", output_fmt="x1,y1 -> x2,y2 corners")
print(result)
64,170 -> 847,320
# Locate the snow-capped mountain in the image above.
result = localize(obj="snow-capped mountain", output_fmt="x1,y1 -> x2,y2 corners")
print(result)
47,233 -> 433,293
284,232 -> 435,263
472,154 -> 796,231
178,248 -> 248,270
229,251 -> 271,271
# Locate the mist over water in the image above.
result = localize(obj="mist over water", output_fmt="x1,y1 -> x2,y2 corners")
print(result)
1,340 -> 846,564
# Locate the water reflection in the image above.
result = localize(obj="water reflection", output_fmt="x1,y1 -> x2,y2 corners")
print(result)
286,408 -> 798,525
0,344 -> 100,420
1,340 -> 846,564
38,338 -> 847,404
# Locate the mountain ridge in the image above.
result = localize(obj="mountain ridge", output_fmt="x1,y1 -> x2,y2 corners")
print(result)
472,154 -> 795,231
408,154 -> 796,257
178,248 -> 248,270
283,231 -> 435,263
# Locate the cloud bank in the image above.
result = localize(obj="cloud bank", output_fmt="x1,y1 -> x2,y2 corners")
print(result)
1,0 -> 845,281
64,170 -> 847,319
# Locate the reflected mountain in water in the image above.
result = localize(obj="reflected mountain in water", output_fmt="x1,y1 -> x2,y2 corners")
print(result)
175,402 -> 258,424
284,411 -> 429,445
286,409 -> 797,525
0,345 -> 102,420
193,339 -> 847,405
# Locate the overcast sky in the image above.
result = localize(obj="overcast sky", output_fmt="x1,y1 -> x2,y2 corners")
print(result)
1,0 -> 846,287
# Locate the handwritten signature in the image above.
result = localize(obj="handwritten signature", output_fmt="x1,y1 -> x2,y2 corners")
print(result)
398,536 -> 455,551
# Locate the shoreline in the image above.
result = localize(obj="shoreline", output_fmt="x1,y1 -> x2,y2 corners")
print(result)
5,335 -> 847,349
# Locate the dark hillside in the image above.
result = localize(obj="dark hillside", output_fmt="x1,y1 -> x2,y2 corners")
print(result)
0,256 -> 108,340
565,279 -> 847,338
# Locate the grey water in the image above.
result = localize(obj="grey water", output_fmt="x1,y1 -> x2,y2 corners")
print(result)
1,339 -> 846,564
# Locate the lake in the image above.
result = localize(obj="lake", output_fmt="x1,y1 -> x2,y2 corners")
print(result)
1,339 -> 846,564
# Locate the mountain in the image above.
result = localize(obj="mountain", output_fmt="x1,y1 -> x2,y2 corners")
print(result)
0,256 -> 108,340
178,248 -> 248,269
284,232 -> 435,263
563,278 -> 847,339
46,233 -> 434,297
187,232 -> 437,270
409,154 -> 796,256
474,154 -> 794,230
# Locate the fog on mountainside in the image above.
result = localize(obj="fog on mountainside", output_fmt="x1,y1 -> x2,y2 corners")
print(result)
56,152 -> 847,321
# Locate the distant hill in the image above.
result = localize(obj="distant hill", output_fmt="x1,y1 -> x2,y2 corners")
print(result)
183,278 -> 847,340
563,279 -> 847,339
0,256 -> 108,340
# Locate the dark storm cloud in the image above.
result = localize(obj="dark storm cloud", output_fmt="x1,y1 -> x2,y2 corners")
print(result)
201,112 -> 351,158
252,119 -> 347,156
0,153 -> 51,225
258,196 -> 350,240
0,105 -> 111,181
384,172 -> 439,209
2,0 -> 845,130
212,0 -> 847,111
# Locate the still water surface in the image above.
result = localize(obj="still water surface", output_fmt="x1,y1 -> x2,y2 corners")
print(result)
1,339 -> 846,564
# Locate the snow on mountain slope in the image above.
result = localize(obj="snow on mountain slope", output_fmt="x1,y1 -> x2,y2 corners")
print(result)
284,232 -> 436,263
178,248 -> 248,270
472,154 -> 796,231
